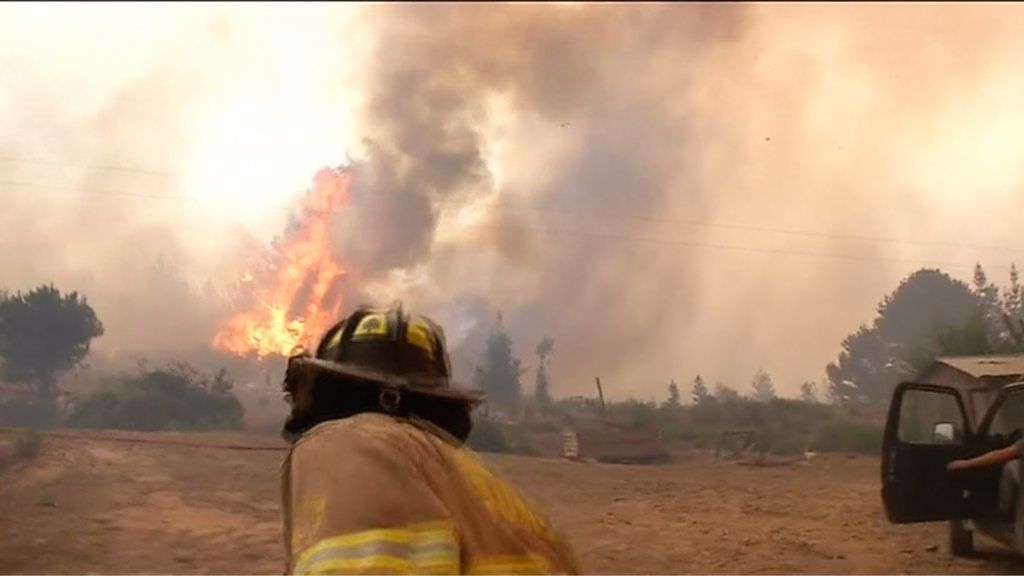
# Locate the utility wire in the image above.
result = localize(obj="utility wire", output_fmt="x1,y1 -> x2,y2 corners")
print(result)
2,154 -> 1022,263
0,155 -> 181,178
1,179 -> 1014,269
0,179 -> 187,200
465,221 -> 998,270
2,151 -> 1020,252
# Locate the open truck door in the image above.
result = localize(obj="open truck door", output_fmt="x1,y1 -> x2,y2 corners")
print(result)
882,382 -> 976,523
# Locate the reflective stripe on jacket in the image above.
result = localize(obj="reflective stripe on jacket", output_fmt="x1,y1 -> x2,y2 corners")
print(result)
281,413 -> 581,575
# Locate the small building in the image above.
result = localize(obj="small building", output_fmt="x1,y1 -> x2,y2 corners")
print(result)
917,354 -> 1024,428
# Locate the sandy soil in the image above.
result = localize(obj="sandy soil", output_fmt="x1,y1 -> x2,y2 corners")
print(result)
1,428 -> 1022,574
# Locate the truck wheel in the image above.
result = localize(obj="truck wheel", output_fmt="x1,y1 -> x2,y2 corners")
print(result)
949,520 -> 975,557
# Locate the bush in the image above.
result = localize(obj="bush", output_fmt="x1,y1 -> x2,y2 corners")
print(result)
0,396 -> 58,428
65,363 -> 244,431
467,414 -> 510,453
813,420 -> 883,455
606,399 -> 659,430
0,430 -> 43,470
11,430 -> 42,460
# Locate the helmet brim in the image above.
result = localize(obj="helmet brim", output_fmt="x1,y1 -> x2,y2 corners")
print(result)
291,356 -> 485,405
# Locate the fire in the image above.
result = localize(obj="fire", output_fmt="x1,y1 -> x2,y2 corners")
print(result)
213,168 -> 349,358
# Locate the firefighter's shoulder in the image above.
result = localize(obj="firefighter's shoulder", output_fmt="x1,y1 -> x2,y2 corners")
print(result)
292,412 -> 430,474
285,413 -> 454,574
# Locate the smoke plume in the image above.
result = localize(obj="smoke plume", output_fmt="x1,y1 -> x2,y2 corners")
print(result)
4,4 -> 1024,400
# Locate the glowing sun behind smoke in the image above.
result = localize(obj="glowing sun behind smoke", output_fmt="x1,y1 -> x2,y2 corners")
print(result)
213,168 -> 350,358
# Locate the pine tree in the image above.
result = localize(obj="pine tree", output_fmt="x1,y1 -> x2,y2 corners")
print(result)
799,381 -> 818,403
665,379 -> 681,408
974,263 -> 1003,338
692,375 -> 710,405
534,366 -> 550,406
474,314 -> 524,415
1007,264 -> 1023,321
534,337 -> 554,406
1004,264 -> 1024,349
751,368 -> 776,402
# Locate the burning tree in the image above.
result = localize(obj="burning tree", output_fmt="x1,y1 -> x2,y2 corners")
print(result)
213,168 -> 350,358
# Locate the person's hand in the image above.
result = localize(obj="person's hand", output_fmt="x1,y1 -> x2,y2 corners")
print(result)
947,459 -> 968,471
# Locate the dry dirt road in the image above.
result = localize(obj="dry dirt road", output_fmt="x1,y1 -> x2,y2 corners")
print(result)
1,428 -> 1022,574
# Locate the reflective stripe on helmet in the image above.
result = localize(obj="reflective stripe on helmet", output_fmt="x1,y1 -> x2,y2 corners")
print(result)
292,521 -> 458,575
351,313 -> 390,340
325,329 -> 343,352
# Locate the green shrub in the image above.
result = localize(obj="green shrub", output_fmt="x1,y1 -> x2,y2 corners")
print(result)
0,397 -> 58,428
812,420 -> 883,455
467,415 -> 510,453
606,399 -> 659,430
65,363 -> 244,431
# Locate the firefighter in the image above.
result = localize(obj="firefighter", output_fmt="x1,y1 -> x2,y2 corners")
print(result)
280,302 -> 581,575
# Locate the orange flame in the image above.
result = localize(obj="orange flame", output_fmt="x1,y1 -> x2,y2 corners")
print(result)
213,168 -> 349,358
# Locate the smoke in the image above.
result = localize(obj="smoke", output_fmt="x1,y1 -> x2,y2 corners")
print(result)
5,4 -> 1024,400
331,4 -> 747,395
336,3 -> 1024,398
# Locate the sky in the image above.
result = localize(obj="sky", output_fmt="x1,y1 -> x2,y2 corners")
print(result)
4,3 -> 1024,401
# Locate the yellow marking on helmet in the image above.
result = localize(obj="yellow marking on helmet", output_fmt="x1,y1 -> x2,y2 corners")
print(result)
406,316 -> 436,356
352,314 -> 389,340
325,329 -> 343,351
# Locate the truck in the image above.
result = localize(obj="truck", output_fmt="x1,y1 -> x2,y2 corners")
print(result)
881,374 -> 1024,556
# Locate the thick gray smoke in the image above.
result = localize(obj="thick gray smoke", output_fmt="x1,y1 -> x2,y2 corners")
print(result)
5,4 -> 1024,402
332,3 -> 1024,399
333,4 -> 750,396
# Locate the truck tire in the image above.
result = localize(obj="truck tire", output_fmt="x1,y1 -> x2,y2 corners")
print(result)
949,520 -> 975,557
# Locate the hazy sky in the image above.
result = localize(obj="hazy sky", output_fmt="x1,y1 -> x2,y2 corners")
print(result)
4,3 -> 1024,401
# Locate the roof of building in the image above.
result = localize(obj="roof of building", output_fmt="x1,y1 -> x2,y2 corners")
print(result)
933,354 -> 1024,379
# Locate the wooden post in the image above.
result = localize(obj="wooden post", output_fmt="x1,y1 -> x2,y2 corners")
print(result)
594,377 -> 606,412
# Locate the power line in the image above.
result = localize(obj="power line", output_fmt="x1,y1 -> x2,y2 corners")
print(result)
1,153 -> 1019,253
0,177 -> 1009,269
2,161 -> 1023,262
0,179 -> 187,201
0,155 -> 182,178
464,221 -> 1002,270
428,197 -> 1024,255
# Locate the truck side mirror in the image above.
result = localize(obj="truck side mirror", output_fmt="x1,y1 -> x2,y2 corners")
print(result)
932,422 -> 956,443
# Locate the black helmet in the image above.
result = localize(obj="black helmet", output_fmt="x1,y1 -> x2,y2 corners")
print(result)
283,303 -> 482,433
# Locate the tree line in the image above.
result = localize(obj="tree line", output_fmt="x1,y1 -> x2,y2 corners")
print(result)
4,262 -> 1017,432
472,264 -> 1024,421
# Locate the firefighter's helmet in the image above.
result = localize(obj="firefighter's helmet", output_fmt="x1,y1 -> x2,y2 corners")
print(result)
284,302 -> 483,407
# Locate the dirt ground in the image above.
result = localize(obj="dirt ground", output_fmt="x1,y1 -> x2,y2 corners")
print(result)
1,428 -> 1023,574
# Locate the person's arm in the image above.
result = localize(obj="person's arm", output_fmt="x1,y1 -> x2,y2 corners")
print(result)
947,441 -> 1021,471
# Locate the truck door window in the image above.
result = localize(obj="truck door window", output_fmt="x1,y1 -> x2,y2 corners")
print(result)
898,388 -> 964,443
987,391 -> 1024,437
